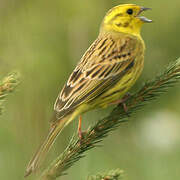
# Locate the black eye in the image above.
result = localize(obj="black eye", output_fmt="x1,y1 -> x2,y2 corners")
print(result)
127,9 -> 133,15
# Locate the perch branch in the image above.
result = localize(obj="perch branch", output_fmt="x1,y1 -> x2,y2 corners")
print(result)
0,72 -> 20,115
87,169 -> 123,180
39,58 -> 180,180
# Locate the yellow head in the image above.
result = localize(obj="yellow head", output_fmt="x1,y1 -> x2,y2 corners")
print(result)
101,4 -> 152,36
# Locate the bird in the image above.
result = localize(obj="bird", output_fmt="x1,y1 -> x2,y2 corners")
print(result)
25,4 -> 152,176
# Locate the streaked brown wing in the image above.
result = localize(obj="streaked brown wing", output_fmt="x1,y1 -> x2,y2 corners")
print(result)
53,34 -> 138,121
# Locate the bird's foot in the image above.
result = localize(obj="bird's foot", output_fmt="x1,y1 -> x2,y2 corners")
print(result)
109,93 -> 131,113
78,115 -> 83,139
77,116 -> 87,141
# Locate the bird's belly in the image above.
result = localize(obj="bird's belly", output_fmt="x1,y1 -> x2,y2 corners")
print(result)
95,58 -> 144,108
99,75 -> 134,107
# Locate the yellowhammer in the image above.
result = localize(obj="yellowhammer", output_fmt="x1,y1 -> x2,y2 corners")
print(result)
25,4 -> 152,176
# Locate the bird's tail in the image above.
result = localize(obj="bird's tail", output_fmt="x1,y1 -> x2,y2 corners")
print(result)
25,114 -> 74,177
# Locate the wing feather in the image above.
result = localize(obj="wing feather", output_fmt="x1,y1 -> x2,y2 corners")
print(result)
53,34 -> 139,121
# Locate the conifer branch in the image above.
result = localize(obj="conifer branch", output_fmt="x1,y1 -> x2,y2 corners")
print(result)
39,58 -> 180,180
0,72 -> 20,115
87,169 -> 123,180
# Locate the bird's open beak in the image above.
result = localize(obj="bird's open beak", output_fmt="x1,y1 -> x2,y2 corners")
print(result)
137,7 -> 152,23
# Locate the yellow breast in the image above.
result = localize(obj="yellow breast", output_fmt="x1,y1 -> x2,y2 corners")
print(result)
97,34 -> 145,108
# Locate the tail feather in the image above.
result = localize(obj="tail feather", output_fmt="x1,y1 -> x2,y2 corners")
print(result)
25,115 -> 73,177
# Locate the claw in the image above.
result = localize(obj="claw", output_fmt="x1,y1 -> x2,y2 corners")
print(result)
110,93 -> 131,114
122,102 -> 128,113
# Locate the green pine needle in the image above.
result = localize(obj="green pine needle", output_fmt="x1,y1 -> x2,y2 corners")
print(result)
87,169 -> 124,180
39,58 -> 180,180
0,72 -> 20,115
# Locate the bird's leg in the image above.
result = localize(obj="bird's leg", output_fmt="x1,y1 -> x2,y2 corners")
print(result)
109,93 -> 131,113
122,102 -> 128,113
78,115 -> 83,139
120,93 -> 131,113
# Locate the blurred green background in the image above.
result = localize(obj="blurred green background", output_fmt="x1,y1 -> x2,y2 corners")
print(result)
0,0 -> 180,179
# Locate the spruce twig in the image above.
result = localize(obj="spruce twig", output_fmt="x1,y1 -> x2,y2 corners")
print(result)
0,72 -> 20,115
87,169 -> 123,180
39,58 -> 180,180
